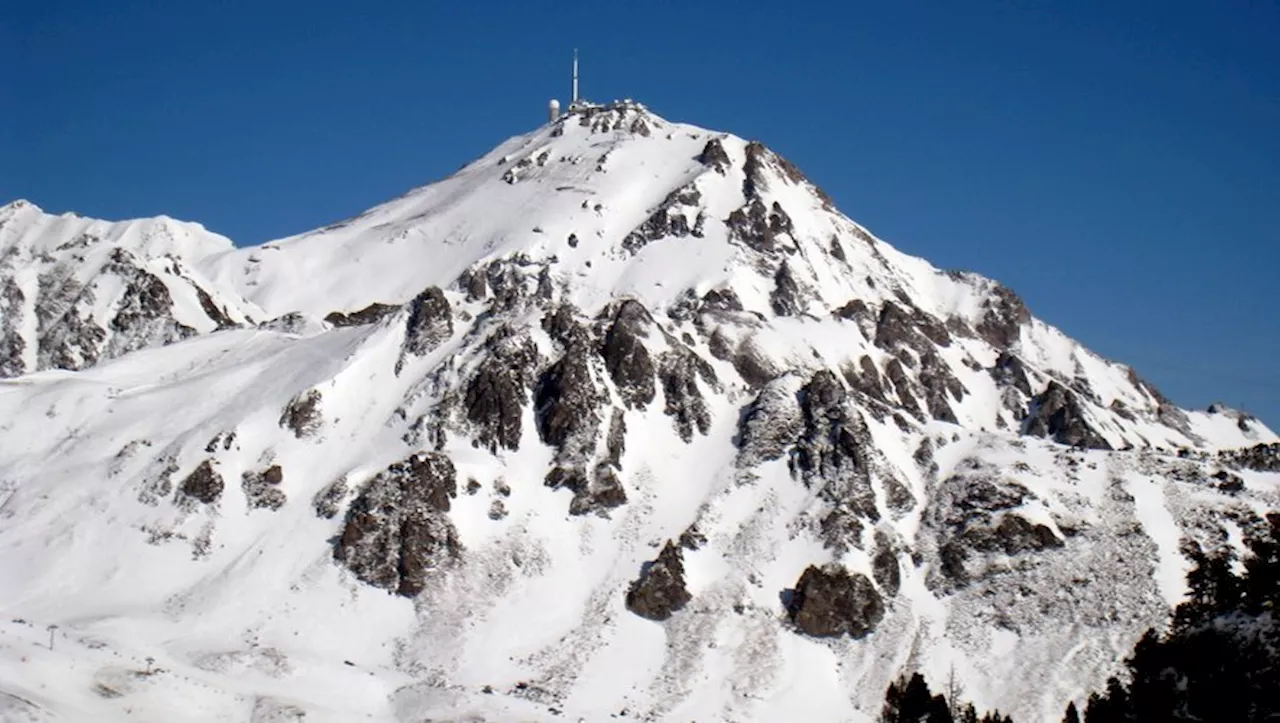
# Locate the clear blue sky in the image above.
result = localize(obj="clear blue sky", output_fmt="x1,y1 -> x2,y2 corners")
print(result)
5,1 -> 1278,427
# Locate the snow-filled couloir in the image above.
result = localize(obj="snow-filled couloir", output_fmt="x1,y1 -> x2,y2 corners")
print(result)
0,101 -> 1277,722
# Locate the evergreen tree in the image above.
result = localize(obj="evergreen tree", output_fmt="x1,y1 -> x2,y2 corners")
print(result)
1062,701 -> 1080,723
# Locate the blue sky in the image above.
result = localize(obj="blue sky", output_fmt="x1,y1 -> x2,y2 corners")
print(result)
5,1 -> 1278,426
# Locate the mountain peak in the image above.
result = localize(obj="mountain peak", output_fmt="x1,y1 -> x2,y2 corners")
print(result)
1,104 -> 1277,723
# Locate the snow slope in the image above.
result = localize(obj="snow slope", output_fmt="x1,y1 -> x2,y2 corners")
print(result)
1,101 -> 1276,722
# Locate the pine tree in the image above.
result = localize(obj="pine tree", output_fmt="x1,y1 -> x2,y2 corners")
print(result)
1062,701 -> 1079,723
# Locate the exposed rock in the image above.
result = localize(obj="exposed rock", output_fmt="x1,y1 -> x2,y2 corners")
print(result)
873,300 -> 951,354
715,333 -> 772,389
975,283 -> 1030,350
1220,442 -> 1280,473
700,287 -> 744,313
989,351 -> 1032,396
312,477 -> 347,519
625,541 -> 691,621
398,287 -> 453,370
786,564 -> 885,638
604,408 -> 627,468
194,287 -> 236,329
0,277 -> 26,377
737,375 -> 805,467
726,198 -> 793,255
620,186 -> 702,255
872,532 -> 901,596
1023,381 -> 1112,450
325,303 -> 399,328
535,341 -> 606,462
918,352 -> 967,424
883,358 -> 923,420
697,138 -> 732,174
180,460 -> 224,504
279,390 -> 323,439
242,465 -> 286,511
600,300 -> 656,408
334,453 -> 460,597
658,346 -> 718,442
770,261 -> 807,317
842,355 -> 888,406
793,371 -> 879,530
463,327 -> 538,452
962,514 -> 1064,555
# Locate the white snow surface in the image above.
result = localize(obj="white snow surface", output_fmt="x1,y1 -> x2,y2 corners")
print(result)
1,102 -> 1276,722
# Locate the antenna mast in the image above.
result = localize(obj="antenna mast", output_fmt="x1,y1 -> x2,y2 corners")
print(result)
572,49 -> 579,107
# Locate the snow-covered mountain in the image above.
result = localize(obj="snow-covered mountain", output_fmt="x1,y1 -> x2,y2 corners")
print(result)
1,101 -> 1276,722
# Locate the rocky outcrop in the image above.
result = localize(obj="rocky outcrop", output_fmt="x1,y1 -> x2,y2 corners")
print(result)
0,276 -> 27,377
1023,382 -> 1112,450
242,465 -> 286,510
601,300 -> 656,408
794,371 -> 877,521
770,261 -> 807,317
657,347 -> 718,442
975,283 -> 1031,350
325,302 -> 399,327
786,564 -> 885,638
180,460 -> 224,504
989,351 -> 1033,396
736,375 -> 805,467
279,390 -> 323,439
625,541 -> 691,621
397,287 -> 452,371
334,453 -> 459,597
726,198 -> 793,255
926,471 -> 1062,587
1221,442 -> 1280,473
621,185 -> 704,255
872,532 -> 901,596
463,327 -> 539,452
697,138 -> 732,174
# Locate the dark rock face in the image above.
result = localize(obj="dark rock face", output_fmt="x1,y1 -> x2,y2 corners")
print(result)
1221,443 -> 1280,473
279,390 -> 323,439
989,351 -> 1033,396
464,327 -> 539,452
873,300 -> 952,354
962,514 -> 1064,555
794,371 -> 878,526
535,343 -> 605,458
770,261 -> 806,317
925,472 -> 1060,587
1023,382 -> 1112,450
872,533 -> 901,596
786,564 -> 885,638
918,352 -> 967,424
601,300 -> 656,409
334,453 -> 459,597
975,283 -> 1030,350
312,477 -> 347,519
180,460 -> 224,504
883,358 -> 922,420
726,198 -> 793,255
398,287 -> 453,367
325,303 -> 399,328
0,277 -> 26,377
658,348 -> 718,442
625,542 -> 692,621
737,375 -> 805,468
621,186 -> 703,255
697,138 -> 732,174
242,465 -> 286,510
195,287 -> 236,329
